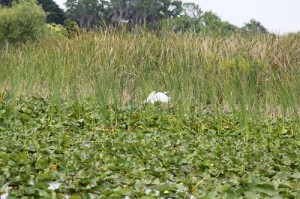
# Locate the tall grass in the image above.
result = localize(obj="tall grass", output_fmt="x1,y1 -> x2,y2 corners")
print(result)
1,31 -> 299,129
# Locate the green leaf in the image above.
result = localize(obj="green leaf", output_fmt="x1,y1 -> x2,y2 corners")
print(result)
290,172 -> 300,179
244,191 -> 258,199
251,183 -> 277,196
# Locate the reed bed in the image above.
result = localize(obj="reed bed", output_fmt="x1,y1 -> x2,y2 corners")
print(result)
1,31 -> 299,126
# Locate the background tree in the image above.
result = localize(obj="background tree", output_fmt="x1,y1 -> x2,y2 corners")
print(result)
182,2 -> 202,20
202,11 -> 238,34
109,0 -> 183,29
202,11 -> 222,33
219,21 -> 238,35
242,19 -> 268,34
110,0 -> 131,28
65,0 -> 182,30
66,0 -> 110,29
1,0 -> 66,24
63,0 -> 258,34
38,0 -> 66,24
0,0 -> 13,6
162,2 -> 202,32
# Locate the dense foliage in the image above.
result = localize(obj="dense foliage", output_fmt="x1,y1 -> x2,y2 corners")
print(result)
242,19 -> 268,34
0,0 -> 270,37
65,0 -> 183,30
37,0 -> 66,24
0,0 -> 12,6
0,97 -> 299,198
63,0 -> 267,33
0,0 -> 46,44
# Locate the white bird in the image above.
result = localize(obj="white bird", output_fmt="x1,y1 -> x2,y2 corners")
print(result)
145,91 -> 170,103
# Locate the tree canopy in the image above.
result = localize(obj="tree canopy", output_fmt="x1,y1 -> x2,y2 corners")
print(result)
242,19 -> 268,34
64,0 -> 244,34
0,0 -> 66,24
0,0 -> 12,6
65,0 -> 111,29
0,0 -> 270,35
65,0 -> 183,29
37,0 -> 66,24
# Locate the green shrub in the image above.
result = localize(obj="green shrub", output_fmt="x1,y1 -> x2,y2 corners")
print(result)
0,0 -> 46,44
46,23 -> 65,34
63,19 -> 80,38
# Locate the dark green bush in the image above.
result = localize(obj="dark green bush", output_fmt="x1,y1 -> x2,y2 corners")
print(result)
63,19 -> 80,37
0,0 -> 46,44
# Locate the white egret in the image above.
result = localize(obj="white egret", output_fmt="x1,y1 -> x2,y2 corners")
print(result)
145,91 -> 170,103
